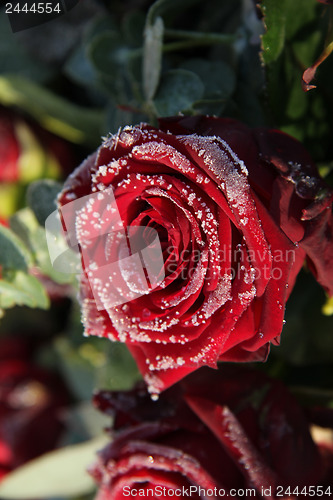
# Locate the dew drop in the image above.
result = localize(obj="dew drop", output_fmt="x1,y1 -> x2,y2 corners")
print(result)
142,308 -> 152,319
151,393 -> 159,401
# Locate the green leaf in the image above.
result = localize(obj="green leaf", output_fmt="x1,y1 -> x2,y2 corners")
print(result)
26,179 -> 62,227
10,208 -> 76,286
0,271 -> 49,310
274,271 -> 333,365
54,337 -> 98,401
55,336 -> 141,401
0,225 -> 31,271
143,16 -> 164,101
64,45 -> 100,89
261,0 -> 331,160
181,59 -> 236,99
146,0 -> 202,25
0,434 -> 109,499
64,402 -> 112,443
98,341 -> 142,391
0,75 -> 104,146
261,0 -> 287,64
122,10 -> 146,47
0,10 -> 54,83
85,15 -> 117,43
153,69 -> 204,116
88,32 -> 131,77
87,32 -> 137,101
105,101 -> 147,134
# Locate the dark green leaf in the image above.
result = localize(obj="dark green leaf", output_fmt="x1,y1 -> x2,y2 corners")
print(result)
122,10 -> 146,47
64,402 -> 111,442
55,336 -> 141,401
64,45 -> 100,88
183,59 -> 235,99
0,11 -> 53,83
88,32 -> 131,77
261,0 -> 287,64
87,32 -> 138,101
192,98 -> 228,117
154,69 -> 204,116
0,225 -> 31,271
146,0 -> 202,25
275,271 -> 333,365
26,179 -> 62,227
84,15 -> 117,44
105,101 -> 147,134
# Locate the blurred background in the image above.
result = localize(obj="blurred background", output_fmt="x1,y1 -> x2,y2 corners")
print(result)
0,0 -> 333,498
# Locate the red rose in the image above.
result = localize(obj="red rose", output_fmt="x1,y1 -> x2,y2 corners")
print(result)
0,337 -> 69,479
89,366 -> 328,499
58,116 -> 333,394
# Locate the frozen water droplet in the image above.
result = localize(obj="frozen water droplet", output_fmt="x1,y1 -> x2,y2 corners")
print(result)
142,308 -> 152,319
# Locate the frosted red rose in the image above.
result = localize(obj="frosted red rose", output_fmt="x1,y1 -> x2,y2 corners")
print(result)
58,116 -> 333,394
89,367 -> 332,499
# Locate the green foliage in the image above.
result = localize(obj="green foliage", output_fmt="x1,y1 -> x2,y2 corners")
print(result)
274,271 -> 333,366
0,224 -> 50,316
261,0 -> 287,64
0,224 -> 31,271
0,10 -> 54,83
26,179 -> 62,226
1,1 -> 333,496
0,270 -> 49,311
260,0 -> 333,161
55,334 -> 141,401
10,207 -> 75,285
154,69 -> 204,115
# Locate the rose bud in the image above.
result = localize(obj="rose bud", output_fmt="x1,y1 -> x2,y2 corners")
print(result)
58,116 -> 333,394
89,366 -> 326,499
0,337 -> 69,479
